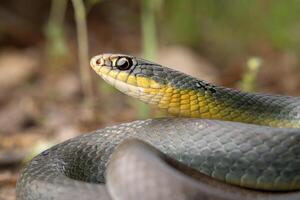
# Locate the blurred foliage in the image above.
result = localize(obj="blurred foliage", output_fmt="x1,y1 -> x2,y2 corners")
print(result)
45,0 -> 68,61
71,0 -> 94,108
161,0 -> 300,64
161,0 -> 200,47
30,0 -> 300,80
141,0 -> 159,60
4,0 -> 300,118
240,57 -> 262,92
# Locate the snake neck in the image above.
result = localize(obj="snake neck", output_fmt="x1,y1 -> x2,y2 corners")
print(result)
135,75 -> 300,128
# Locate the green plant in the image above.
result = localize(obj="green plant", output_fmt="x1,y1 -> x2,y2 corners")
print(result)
45,0 -> 68,61
240,57 -> 262,92
71,0 -> 95,108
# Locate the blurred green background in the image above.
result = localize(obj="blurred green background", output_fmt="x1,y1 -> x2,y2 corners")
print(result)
0,0 -> 300,199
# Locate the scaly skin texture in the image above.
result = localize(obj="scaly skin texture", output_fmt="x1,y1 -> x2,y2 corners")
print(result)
16,54 -> 300,200
16,119 -> 300,199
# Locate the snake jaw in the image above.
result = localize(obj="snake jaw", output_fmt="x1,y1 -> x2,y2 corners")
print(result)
101,72 -> 145,99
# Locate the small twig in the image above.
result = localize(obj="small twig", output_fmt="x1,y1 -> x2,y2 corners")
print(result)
141,0 -> 157,60
71,0 -> 95,108
240,57 -> 262,92
45,0 -> 68,57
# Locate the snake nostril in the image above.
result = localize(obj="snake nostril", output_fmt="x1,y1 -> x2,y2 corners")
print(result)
96,58 -> 102,65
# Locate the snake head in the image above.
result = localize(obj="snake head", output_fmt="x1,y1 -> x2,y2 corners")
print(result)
90,53 -> 168,102
90,53 -> 136,74
90,53 -> 214,117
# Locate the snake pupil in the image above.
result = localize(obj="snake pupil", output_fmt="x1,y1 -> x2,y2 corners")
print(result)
116,57 -> 132,70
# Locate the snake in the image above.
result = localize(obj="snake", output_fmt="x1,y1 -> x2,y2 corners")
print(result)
16,53 -> 300,200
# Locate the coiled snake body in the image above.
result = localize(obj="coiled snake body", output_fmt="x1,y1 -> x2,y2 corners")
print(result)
16,54 -> 300,200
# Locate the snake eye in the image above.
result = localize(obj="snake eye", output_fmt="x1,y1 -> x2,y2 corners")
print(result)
116,57 -> 132,70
